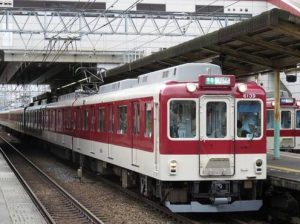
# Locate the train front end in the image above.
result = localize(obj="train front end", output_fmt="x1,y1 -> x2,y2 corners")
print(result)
159,68 -> 266,212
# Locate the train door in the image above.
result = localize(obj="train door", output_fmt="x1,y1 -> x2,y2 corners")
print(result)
108,104 -> 114,159
131,101 -> 139,166
199,95 -> 235,176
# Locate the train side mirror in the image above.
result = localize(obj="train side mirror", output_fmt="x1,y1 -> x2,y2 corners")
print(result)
286,74 -> 297,82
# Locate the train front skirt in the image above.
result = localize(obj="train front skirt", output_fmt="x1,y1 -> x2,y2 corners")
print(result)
165,200 -> 263,212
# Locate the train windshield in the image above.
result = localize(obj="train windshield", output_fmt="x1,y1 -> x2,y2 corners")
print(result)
237,101 -> 262,138
169,100 -> 196,138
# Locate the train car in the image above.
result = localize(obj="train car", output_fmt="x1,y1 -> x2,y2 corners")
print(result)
0,63 -> 266,213
0,107 -> 24,131
266,97 -> 300,152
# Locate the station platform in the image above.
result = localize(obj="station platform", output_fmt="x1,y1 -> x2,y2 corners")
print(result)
267,150 -> 300,191
0,153 -> 46,224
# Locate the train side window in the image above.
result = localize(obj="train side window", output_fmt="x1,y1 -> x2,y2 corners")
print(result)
98,108 -> 105,132
133,103 -> 140,135
281,110 -> 291,129
109,106 -> 114,133
118,106 -> 127,134
237,100 -> 262,138
51,110 -> 55,130
66,109 -> 72,130
44,110 -> 48,130
57,110 -> 63,131
267,110 -> 274,129
145,103 -> 152,137
92,108 -> 96,132
77,109 -> 81,131
83,109 -> 89,131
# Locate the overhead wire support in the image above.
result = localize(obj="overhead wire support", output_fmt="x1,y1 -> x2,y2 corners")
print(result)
0,8 -> 251,37
74,67 -> 106,94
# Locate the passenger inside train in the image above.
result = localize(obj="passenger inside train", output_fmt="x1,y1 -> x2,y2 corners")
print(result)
237,101 -> 262,138
169,100 -> 196,138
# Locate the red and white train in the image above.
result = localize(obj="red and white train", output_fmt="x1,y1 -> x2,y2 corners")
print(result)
0,63 -> 266,213
267,97 -> 300,152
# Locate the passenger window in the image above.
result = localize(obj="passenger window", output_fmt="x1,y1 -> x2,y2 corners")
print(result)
118,106 -> 127,134
145,103 -> 152,137
237,101 -> 262,138
267,110 -> 274,129
83,110 -> 89,131
169,100 -> 196,138
281,111 -> 291,129
66,109 -> 72,130
98,108 -> 105,132
296,111 -> 300,129
109,106 -> 113,133
206,102 -> 226,138
59,110 -> 62,130
133,103 -> 140,135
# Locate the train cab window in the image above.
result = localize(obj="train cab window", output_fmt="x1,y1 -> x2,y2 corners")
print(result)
118,106 -> 127,134
98,108 -> 105,132
237,101 -> 262,138
83,110 -> 89,131
169,100 -> 196,139
267,110 -> 274,129
206,102 -> 226,138
145,103 -> 152,137
296,111 -> 300,129
281,111 -> 291,129
133,103 -> 140,135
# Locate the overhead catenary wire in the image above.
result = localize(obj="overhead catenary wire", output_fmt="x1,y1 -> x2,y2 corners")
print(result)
105,0 -> 243,53
19,0 -> 98,69
42,0 -> 142,64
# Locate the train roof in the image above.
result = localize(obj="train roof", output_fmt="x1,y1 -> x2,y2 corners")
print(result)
97,63 -> 222,94
137,63 -> 222,86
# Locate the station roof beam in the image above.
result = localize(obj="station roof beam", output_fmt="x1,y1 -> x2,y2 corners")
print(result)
103,9 -> 300,82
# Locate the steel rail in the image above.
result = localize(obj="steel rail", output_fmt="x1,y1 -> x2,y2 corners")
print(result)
0,135 -> 104,224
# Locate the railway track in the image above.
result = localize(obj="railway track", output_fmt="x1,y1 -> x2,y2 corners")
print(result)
0,135 -> 105,224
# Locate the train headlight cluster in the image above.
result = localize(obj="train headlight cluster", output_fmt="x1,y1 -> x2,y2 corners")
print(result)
186,83 -> 197,93
237,83 -> 247,93
169,160 -> 178,175
255,159 -> 263,174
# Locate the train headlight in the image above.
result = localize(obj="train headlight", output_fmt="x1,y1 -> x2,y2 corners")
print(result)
186,83 -> 197,93
297,101 -> 300,107
255,159 -> 263,174
271,101 -> 275,107
237,83 -> 247,93
256,159 -> 263,167
169,160 -> 178,175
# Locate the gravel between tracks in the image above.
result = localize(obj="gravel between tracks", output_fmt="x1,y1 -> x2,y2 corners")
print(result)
26,150 -> 178,224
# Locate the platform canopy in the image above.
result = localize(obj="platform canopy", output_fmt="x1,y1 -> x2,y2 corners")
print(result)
104,8 -> 300,83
